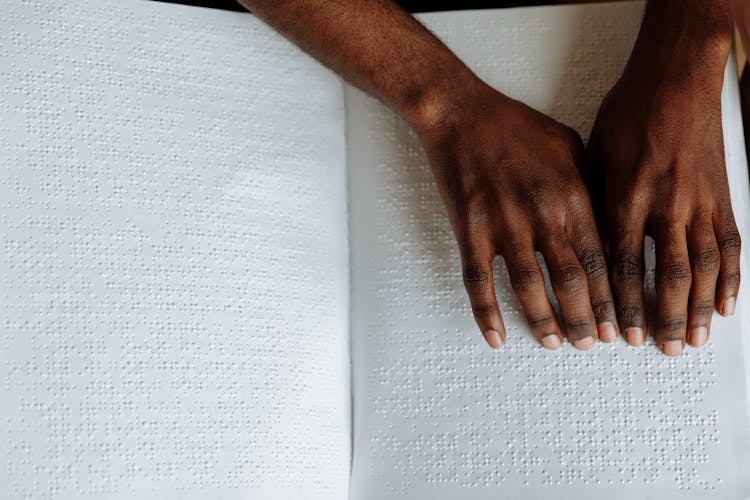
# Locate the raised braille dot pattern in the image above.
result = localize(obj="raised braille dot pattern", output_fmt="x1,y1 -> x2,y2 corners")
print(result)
1,1 -> 350,499
346,4 -> 750,499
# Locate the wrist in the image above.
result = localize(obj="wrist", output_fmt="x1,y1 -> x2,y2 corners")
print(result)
398,61 -> 490,135
623,0 -> 732,92
630,0 -> 732,79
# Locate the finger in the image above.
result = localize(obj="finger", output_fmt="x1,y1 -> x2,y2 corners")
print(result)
714,213 -> 741,317
460,247 -> 506,349
568,221 -> 618,343
609,224 -> 648,346
540,235 -> 598,350
502,238 -> 564,350
653,226 -> 691,356
686,219 -> 720,347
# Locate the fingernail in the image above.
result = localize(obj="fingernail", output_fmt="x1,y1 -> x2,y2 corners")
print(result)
722,297 -> 736,317
483,329 -> 503,349
598,322 -> 617,343
661,339 -> 683,356
624,327 -> 645,346
572,336 -> 595,350
690,326 -> 708,347
541,334 -> 561,350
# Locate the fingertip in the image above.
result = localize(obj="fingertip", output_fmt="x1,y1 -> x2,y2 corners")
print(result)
624,327 -> 645,346
688,326 -> 708,348
597,321 -> 617,343
572,336 -> 596,350
483,329 -> 504,349
661,339 -> 684,357
541,334 -> 562,350
721,296 -> 736,317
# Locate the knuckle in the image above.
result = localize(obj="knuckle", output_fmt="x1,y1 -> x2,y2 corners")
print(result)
654,194 -> 688,225
471,302 -> 498,319
502,236 -> 527,256
446,165 -> 483,201
612,252 -> 644,283
579,248 -> 608,279
619,302 -> 643,324
462,264 -> 490,292
658,208 -> 685,227
526,188 -> 549,211
563,183 -> 587,212
719,229 -> 742,256
660,317 -> 687,333
552,263 -> 586,290
462,203 -> 489,232
510,266 -> 544,292
565,318 -> 594,331
457,222 -> 489,252
527,315 -> 554,329
618,191 -> 647,219
721,269 -> 741,289
591,300 -> 615,319
658,261 -> 691,288
693,301 -> 714,317
691,244 -> 720,273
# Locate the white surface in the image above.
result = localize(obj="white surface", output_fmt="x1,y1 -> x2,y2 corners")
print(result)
3,1 -> 750,499
346,3 -> 750,499
0,1 -> 350,499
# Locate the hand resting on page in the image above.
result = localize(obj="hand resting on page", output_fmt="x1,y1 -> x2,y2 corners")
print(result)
588,0 -> 741,356
412,78 -> 616,350
242,0 -> 741,355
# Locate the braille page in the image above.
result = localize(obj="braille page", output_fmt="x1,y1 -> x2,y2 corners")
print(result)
1,1 -> 350,500
346,3 -> 750,499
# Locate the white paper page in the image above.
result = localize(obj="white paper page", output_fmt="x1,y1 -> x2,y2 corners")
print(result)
346,3 -> 750,499
1,1 -> 350,499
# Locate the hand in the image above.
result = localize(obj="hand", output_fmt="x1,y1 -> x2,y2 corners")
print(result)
587,10 -> 740,356
413,78 -> 617,350
240,0 -> 619,351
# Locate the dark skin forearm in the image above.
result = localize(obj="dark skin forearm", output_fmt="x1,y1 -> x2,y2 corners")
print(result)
238,0 -> 476,131
241,0 -> 619,351
640,0 -> 731,46
629,0 -> 732,85
242,0 -> 740,356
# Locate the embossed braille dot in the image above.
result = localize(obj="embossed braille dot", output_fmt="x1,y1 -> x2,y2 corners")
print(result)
5,1 -> 750,499
3,1 -> 351,499
345,5 -> 750,499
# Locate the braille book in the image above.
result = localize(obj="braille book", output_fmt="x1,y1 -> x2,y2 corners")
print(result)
2,1 -> 750,499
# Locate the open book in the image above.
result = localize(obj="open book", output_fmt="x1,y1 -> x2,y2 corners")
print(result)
2,0 -> 750,498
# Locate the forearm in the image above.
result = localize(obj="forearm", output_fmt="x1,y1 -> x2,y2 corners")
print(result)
629,0 -> 732,78
642,0 -> 732,44
238,0 -> 484,131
